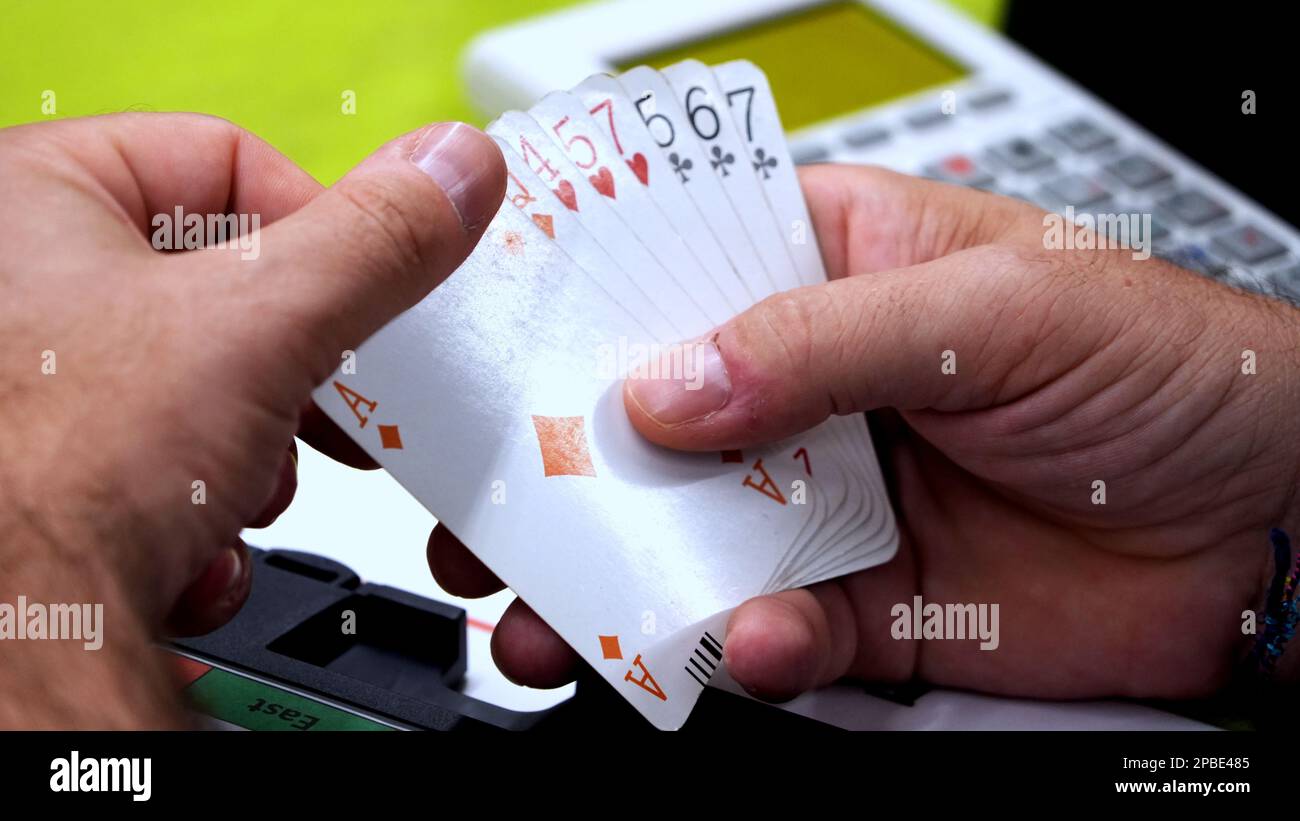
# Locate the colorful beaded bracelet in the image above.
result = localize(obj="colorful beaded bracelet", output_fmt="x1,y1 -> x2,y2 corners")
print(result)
1254,529 -> 1300,677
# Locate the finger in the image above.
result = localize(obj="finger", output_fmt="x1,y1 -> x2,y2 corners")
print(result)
623,241 -> 1084,451
426,524 -> 504,598
165,540 -> 252,637
243,122 -> 506,384
246,442 -> 298,529
726,543 -> 922,702
622,168 -> 1056,452
723,586 -> 856,702
297,400 -> 378,470
490,598 -> 580,689
798,164 -> 1041,278
4,112 -> 321,247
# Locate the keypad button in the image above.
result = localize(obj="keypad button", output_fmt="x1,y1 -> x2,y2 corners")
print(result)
1275,263 -> 1300,283
987,137 -> 1054,172
791,144 -> 831,165
1159,189 -> 1229,226
905,106 -> 951,130
924,154 -> 995,188
1106,154 -> 1172,189
1099,206 -> 1170,243
1050,117 -> 1116,153
1270,265 -> 1300,301
842,125 -> 890,149
1040,174 -> 1110,208
1138,211 -> 1170,243
969,88 -> 1013,111
1213,224 -> 1288,263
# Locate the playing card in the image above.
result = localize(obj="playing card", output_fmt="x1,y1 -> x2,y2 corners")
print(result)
492,134 -> 681,341
314,204 -> 836,728
659,60 -> 803,293
705,60 -> 898,583
488,110 -> 714,336
616,66 -> 783,300
315,60 -> 899,729
506,83 -> 879,589
571,74 -> 756,314
714,59 -> 826,289
528,91 -> 735,324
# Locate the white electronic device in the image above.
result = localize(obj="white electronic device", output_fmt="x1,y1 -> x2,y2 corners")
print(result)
464,0 -> 1299,300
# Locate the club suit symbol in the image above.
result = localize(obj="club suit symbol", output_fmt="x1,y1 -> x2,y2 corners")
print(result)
669,152 -> 693,183
710,145 -> 735,176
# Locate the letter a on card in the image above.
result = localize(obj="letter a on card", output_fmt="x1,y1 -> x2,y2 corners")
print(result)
742,458 -> 786,505
334,381 -> 376,428
624,654 -> 667,701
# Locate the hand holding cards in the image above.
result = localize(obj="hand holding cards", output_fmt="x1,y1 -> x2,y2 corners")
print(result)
313,60 -> 899,728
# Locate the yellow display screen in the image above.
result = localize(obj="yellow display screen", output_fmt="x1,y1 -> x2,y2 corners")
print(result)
617,1 -> 967,132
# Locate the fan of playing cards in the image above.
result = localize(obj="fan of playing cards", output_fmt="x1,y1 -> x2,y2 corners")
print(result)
315,59 -> 899,728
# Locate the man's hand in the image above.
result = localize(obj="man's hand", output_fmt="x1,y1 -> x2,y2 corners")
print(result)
0,113 -> 505,727
430,165 -> 1300,699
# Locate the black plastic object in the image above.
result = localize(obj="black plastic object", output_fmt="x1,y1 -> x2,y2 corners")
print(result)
173,547 -> 563,730
173,547 -> 837,732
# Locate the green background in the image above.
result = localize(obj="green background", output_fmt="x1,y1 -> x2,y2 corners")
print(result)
0,0 -> 1002,185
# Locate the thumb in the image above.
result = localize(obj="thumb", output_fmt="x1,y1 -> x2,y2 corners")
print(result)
249,122 -> 505,377
623,243 -> 1055,451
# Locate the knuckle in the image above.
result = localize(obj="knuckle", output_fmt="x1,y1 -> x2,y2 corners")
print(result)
975,241 -> 1049,279
334,176 -> 434,279
744,290 -> 825,373
960,241 -> 1082,303
738,287 -> 864,415
1008,212 -> 1117,285
969,242 -> 1072,321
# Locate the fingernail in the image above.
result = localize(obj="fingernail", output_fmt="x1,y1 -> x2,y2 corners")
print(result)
626,340 -> 731,426
410,122 -> 500,232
